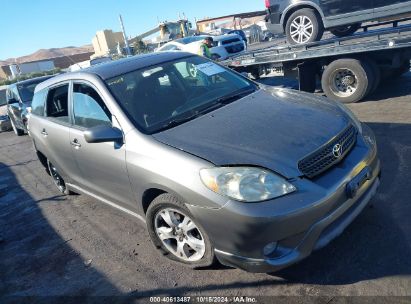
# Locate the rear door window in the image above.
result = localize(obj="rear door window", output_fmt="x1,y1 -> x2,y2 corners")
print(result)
72,83 -> 111,129
46,84 -> 70,123
31,89 -> 48,116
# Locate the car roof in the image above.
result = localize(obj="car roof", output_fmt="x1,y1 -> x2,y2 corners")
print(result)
213,33 -> 240,41
36,52 -> 195,91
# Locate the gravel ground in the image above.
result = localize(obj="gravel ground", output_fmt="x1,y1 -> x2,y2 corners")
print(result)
0,72 -> 411,303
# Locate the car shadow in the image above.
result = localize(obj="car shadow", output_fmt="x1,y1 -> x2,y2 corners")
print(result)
0,162 -> 122,299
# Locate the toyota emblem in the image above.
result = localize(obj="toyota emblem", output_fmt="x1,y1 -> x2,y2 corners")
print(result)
332,144 -> 343,158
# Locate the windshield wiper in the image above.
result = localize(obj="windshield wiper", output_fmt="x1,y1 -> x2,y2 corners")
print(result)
210,87 -> 257,106
155,112 -> 203,133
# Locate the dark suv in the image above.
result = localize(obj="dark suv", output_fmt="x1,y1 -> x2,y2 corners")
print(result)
265,0 -> 411,44
7,76 -> 53,136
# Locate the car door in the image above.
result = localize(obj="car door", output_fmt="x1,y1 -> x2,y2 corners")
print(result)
68,81 -> 135,209
39,83 -> 78,183
7,85 -> 24,129
319,0 -> 374,18
373,0 -> 411,18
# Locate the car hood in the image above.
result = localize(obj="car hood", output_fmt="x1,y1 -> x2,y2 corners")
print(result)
152,88 -> 351,178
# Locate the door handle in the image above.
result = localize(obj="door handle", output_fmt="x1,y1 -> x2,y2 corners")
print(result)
71,138 -> 81,148
41,129 -> 48,136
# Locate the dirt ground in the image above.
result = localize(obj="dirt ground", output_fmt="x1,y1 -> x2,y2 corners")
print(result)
1,72 -> 410,303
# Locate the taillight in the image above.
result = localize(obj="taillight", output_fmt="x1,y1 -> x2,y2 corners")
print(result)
265,0 -> 270,8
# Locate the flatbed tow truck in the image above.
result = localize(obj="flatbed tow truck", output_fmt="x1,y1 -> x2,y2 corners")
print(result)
222,18 -> 411,103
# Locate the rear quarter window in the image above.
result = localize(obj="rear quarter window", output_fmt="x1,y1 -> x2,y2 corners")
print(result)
31,89 -> 48,116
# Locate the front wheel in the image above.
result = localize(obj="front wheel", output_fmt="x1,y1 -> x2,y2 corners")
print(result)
47,160 -> 70,195
285,8 -> 324,45
330,23 -> 361,37
146,193 -> 215,268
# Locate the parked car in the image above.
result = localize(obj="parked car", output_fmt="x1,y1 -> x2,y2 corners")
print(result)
227,30 -> 247,46
29,52 -> 380,272
264,0 -> 411,44
156,34 -> 246,60
6,75 -> 53,136
0,86 -> 12,132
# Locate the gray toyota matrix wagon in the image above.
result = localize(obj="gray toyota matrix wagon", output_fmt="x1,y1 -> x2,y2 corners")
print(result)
29,52 -> 380,272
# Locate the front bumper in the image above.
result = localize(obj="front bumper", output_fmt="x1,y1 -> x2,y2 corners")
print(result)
188,125 -> 380,272
215,171 -> 380,272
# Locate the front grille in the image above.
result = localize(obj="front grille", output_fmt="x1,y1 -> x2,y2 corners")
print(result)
298,125 -> 357,178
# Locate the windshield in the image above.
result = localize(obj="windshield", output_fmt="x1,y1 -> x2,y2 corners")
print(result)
17,82 -> 40,103
106,56 -> 257,134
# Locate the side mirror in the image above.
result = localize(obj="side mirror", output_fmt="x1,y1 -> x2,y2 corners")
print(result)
83,125 -> 123,144
8,98 -> 19,104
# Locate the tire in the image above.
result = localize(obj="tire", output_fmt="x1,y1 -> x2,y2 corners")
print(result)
47,160 -> 70,195
285,8 -> 324,45
362,59 -> 381,95
330,23 -> 361,37
146,193 -> 215,268
10,118 -> 24,136
321,58 -> 373,103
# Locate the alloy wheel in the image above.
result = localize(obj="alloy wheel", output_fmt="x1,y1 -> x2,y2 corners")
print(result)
154,208 -> 206,262
290,15 -> 314,44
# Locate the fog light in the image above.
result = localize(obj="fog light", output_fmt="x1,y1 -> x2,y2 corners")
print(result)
263,242 -> 278,256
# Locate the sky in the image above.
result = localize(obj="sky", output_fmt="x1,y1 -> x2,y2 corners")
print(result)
0,0 -> 264,60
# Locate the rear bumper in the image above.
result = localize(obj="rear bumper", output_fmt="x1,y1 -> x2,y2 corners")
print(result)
215,164 -> 380,273
265,7 -> 283,33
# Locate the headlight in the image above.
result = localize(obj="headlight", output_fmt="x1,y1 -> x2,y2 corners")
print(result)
200,167 -> 296,202
335,103 -> 362,133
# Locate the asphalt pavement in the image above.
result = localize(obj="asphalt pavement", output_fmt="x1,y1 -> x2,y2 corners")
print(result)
1,72 -> 411,303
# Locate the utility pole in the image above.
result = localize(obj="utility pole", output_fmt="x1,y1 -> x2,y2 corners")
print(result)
119,14 -> 132,56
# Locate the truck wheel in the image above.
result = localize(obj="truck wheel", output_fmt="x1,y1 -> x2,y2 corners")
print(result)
321,58 -> 373,103
285,8 -> 324,45
146,193 -> 215,268
330,23 -> 361,37
363,59 -> 380,95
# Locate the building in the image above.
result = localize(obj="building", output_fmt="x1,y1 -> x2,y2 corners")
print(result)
0,51 -> 94,80
92,30 -> 125,57
196,10 -> 266,33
